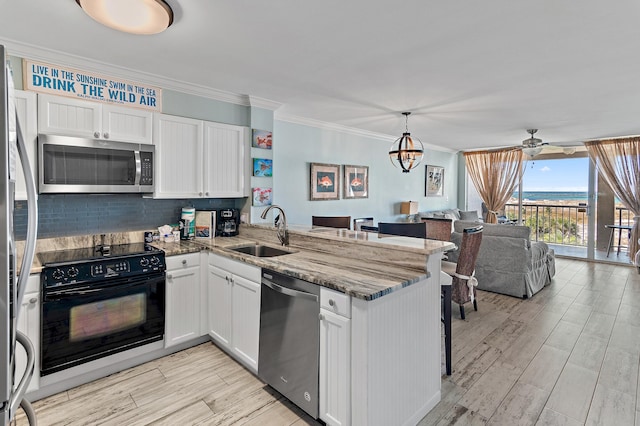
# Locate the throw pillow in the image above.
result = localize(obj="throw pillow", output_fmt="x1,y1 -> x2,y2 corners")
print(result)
459,210 -> 480,221
433,213 -> 446,219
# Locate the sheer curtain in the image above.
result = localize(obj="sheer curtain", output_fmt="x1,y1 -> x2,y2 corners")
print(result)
585,137 -> 640,260
464,148 -> 523,224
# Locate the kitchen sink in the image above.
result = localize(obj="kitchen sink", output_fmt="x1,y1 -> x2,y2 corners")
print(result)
229,244 -> 291,257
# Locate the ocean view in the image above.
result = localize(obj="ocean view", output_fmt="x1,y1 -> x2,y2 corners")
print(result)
511,191 -> 588,202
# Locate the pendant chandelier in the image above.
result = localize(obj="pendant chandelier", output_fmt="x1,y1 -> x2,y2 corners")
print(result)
388,112 -> 424,173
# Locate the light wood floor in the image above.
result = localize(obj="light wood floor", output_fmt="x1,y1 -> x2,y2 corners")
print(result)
16,257 -> 640,425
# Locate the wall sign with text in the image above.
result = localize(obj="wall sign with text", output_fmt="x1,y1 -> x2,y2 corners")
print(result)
23,60 -> 162,112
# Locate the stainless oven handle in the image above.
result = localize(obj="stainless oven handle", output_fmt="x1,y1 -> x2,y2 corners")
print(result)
134,150 -> 142,185
45,276 -> 164,299
262,278 -> 318,302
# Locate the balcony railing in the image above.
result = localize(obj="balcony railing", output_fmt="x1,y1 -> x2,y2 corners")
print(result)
503,203 -> 632,248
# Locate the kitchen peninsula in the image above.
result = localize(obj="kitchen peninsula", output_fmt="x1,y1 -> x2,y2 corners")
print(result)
21,224 -> 454,426
167,224 -> 454,426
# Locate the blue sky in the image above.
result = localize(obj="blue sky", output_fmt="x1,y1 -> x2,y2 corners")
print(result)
521,157 -> 589,192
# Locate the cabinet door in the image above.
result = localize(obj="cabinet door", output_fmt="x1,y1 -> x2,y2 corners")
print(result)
203,121 -> 246,198
15,287 -> 40,393
207,264 -> 232,348
153,114 -> 204,198
38,94 -> 101,138
165,265 -> 201,348
320,309 -> 351,426
102,105 -> 153,144
230,274 -> 260,372
14,90 -> 37,201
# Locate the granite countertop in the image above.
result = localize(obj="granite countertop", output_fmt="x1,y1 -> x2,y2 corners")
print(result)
23,224 -> 455,301
154,224 -> 454,300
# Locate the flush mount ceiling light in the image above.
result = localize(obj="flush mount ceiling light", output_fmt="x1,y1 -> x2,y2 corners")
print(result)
389,112 -> 424,173
76,0 -> 174,35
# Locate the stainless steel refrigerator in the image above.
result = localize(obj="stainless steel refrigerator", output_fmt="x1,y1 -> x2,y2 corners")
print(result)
1,44 -> 38,425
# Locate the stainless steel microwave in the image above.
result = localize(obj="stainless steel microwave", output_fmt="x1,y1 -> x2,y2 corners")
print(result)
38,134 -> 155,194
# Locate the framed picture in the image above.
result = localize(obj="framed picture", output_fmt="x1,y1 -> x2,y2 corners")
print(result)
252,129 -> 272,149
425,165 -> 444,197
343,164 -> 368,199
253,158 -> 273,177
310,162 -> 340,200
252,187 -> 273,206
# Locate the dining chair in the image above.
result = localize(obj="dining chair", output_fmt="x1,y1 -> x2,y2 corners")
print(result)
360,225 -> 379,232
441,225 -> 483,320
353,217 -> 374,231
377,222 -> 427,238
421,217 -> 453,241
311,215 -> 351,229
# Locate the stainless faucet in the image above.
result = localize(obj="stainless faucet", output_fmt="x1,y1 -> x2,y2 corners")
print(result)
261,205 -> 289,246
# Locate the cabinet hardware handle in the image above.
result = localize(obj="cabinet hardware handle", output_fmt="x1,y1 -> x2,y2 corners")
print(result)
205,192 -> 209,196
329,299 -> 335,307
29,298 -> 37,304
318,313 -> 324,321
94,131 -> 100,138
199,192 -> 203,196
103,132 -> 109,139
182,259 -> 187,265
167,274 -> 173,279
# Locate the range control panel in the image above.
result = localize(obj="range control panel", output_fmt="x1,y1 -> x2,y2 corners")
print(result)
42,253 -> 165,288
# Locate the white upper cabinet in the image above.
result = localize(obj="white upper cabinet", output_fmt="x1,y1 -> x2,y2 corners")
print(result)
203,121 -> 247,198
101,104 -> 153,144
153,114 -> 204,198
13,90 -> 37,201
153,114 -> 247,199
38,94 -> 152,144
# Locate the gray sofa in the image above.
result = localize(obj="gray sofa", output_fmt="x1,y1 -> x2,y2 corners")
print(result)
447,220 -> 556,299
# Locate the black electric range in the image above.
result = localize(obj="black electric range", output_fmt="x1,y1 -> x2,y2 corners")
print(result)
38,243 -> 165,288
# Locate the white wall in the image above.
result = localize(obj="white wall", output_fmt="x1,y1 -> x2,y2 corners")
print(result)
272,120 -> 459,226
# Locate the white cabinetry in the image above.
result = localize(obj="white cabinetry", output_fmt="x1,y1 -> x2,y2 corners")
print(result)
153,114 -> 203,198
203,121 -> 247,198
38,94 -> 153,144
13,90 -> 37,201
165,253 -> 202,348
207,253 -> 260,372
153,114 -> 247,199
319,287 -> 351,426
15,275 -> 41,393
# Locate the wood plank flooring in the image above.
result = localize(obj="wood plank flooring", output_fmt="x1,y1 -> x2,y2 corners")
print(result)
15,257 -> 640,425
422,258 -> 640,426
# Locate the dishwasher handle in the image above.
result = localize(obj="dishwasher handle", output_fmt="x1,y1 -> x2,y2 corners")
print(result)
262,278 -> 319,302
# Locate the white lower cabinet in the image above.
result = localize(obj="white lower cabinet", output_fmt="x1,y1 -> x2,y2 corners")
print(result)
319,288 -> 351,426
165,253 -> 202,348
15,275 -> 41,393
207,253 -> 260,373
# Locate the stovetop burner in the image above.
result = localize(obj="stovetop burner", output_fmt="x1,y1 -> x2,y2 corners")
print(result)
38,243 -> 162,267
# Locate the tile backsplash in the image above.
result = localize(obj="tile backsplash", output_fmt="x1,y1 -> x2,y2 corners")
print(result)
14,194 -> 239,240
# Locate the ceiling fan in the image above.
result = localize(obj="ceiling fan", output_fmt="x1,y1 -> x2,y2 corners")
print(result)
520,129 -> 548,157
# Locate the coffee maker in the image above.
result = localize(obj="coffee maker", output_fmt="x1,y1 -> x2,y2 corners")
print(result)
217,208 -> 240,237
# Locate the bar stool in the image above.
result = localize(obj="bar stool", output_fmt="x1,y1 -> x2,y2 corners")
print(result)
605,224 -> 633,257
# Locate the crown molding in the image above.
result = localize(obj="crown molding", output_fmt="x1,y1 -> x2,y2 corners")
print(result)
275,112 -> 396,142
248,96 -> 282,111
0,37 -> 251,106
274,112 -> 456,152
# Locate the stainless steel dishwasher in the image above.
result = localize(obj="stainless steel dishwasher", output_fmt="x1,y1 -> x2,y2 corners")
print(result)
258,269 -> 320,419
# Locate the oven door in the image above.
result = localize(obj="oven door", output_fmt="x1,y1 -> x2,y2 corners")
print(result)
41,272 -> 165,376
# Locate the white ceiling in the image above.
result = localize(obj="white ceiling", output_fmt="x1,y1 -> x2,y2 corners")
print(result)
2,0 -> 640,151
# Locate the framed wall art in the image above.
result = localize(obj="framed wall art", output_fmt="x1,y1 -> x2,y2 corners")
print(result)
252,187 -> 273,206
343,164 -> 369,199
425,165 -> 444,197
310,162 -> 340,200
252,129 -> 272,149
253,158 -> 273,177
